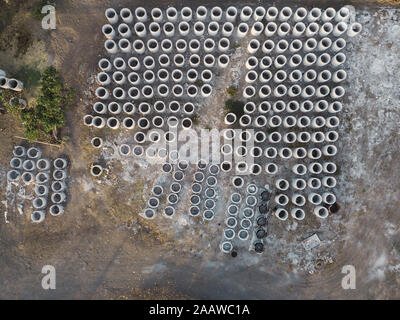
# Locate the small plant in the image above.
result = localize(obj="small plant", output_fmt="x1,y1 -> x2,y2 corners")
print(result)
31,0 -> 55,20
226,85 -> 238,98
191,114 -> 200,125
224,99 -> 244,118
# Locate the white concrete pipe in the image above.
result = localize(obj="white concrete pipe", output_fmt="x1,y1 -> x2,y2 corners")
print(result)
293,147 -> 307,159
54,158 -> 67,170
324,162 -> 337,174
189,39 -> 201,53
274,70 -> 287,83
311,131 -> 326,143
260,70 -> 272,83
306,22 -> 319,37
289,55 -> 302,68
107,117 -> 120,129
316,85 -> 330,98
211,6 -> 222,21
95,87 -> 109,100
251,21 -> 264,36
134,22 -> 147,37
275,208 -> 289,221
264,22 -> 277,37
276,39 -> 289,53
181,7 -> 193,21
262,39 -> 275,54
31,211 -> 46,223
105,8 -> 118,24
274,55 -> 287,68
172,84 -> 184,97
143,70 -> 155,83
333,22 -> 348,36
157,69 -> 169,82
135,7 -> 147,22
274,84 -> 287,97
51,192 -> 66,204
163,22 -> 175,37
157,84 -> 169,97
283,117 -> 296,129
22,172 -> 34,185
318,37 -> 332,51
151,8 -> 163,23
304,69 -> 317,82
317,53 -> 331,67
333,69 -> 347,83
146,39 -> 159,53
317,70 -> 331,83
232,176 -> 244,188
92,116 -> 106,128
309,162 -> 323,174
293,164 -> 307,176
322,145 -> 338,157
272,100 -> 286,113
176,39 -> 187,53
326,130 -> 339,143
308,193 -> 323,205
293,22 -> 306,37
187,86 -> 198,98
248,39 -> 260,54
292,194 -> 306,207
254,6 -> 266,21
35,184 -> 49,196
255,130 -> 267,143
161,39 -> 173,53
329,101 -> 343,113
246,56 -> 259,69
279,7 -> 292,21
142,85 -> 154,99
218,55 -> 229,68
118,23 -> 131,38
171,69 -> 183,82
277,22 -> 290,37
331,86 -> 345,99
37,158 -> 50,171
268,131 -> 281,143
113,87 -> 126,100
320,22 -> 333,36
322,176 -> 337,188
179,21 -> 190,36
297,116 -> 311,128
237,23 -> 249,37
304,38 -> 317,52
279,147 -> 293,159
335,7 -> 350,22
193,21 -> 205,36
97,72 -> 110,86
132,39 -> 145,54
204,38 -> 215,53
266,7 -> 278,21
265,163 -> 278,175
103,40 -> 118,55
128,71 -> 141,85
113,57 -> 126,70
8,78 -> 23,91
275,194 -> 289,206
294,7 -> 307,22
332,38 -> 346,52
166,7 -> 178,22
174,54 -> 185,67
308,177 -> 322,190
308,8 -> 322,22
304,53 -> 317,67
276,178 -> 289,191
292,178 -> 307,190
189,54 -> 200,67
127,57 -> 140,71
49,205 -> 64,217
196,6 -> 208,21
300,101 -> 314,113
314,206 -> 329,219
102,24 -> 115,39
348,22 -> 362,37
287,101 -> 300,112
225,6 -> 237,22
7,170 -> 20,182
138,102 -> 151,115
240,6 -> 253,21
91,137 -> 103,148
148,23 -> 161,38
33,197 -> 47,210
291,208 -> 305,221
322,8 -> 336,22
112,71 -> 126,85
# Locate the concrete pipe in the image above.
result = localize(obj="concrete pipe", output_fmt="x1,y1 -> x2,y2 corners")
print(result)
134,131 -> 146,144
279,147 -> 293,159
211,6 -> 222,21
244,102 -> 256,114
142,85 -> 154,99
7,78 -> 23,92
273,100 -> 286,112
181,7 -> 193,21
318,37 -> 332,51
35,184 -> 50,196
143,208 -> 156,219
289,39 -> 303,53
279,7 -> 292,21
326,130 -> 339,143
7,170 -> 20,182
237,23 -> 249,38
246,56 -> 259,69
218,38 -> 230,52
163,22 -> 175,37
10,157 -> 23,170
53,158 -> 67,170
308,148 -> 322,159
314,206 -> 329,219
292,194 -> 306,207
117,23 -> 131,38
188,54 -> 200,68
151,8 -> 163,22
332,38 -> 346,52
283,117 -> 297,129
317,70 -> 331,83
181,117 -> 193,129
317,53 -> 331,67
132,39 -> 145,54
274,84 -> 287,98
322,8 -> 336,22
189,39 -> 201,53
152,115 -> 164,128
49,205 -> 64,216
335,7 -> 350,22
277,22 -> 290,37
329,102 -> 343,113
268,131 -> 281,144
147,39 -> 159,53
128,71 -> 141,85
33,197 -> 47,210
289,55 -> 302,68
306,22 -> 319,37
92,116 -> 106,129
288,85 -> 302,97
292,178 -> 307,190
241,217 -> 252,230
196,6 -> 208,21
304,53 -> 317,67
204,38 -> 215,53
308,193 -> 323,205
311,131 -> 326,143
225,6 -> 237,22
193,21 -> 205,36
266,7 -> 278,21
102,24 -> 115,39
148,22 -> 161,38
333,69 -> 347,83
308,8 -> 322,22
143,70 -> 155,84
220,22 -> 234,38
91,137 -> 103,148
308,177 -> 322,190
301,85 -> 315,99
264,22 -> 277,37
294,7 -> 307,22
113,87 -> 126,100
179,21 -> 190,36
265,163 -> 278,175
112,71 -> 126,85
239,114 -> 252,128
238,229 -> 249,241
276,39 -> 289,53
201,69 -> 212,83
251,21 -> 264,36
51,192 -> 66,204
287,101 -> 300,113
206,176 -> 218,188
23,159 -> 36,171
322,176 -> 337,188
260,70 -> 272,83
160,39 -> 173,53
157,84 -> 169,97
176,39 -> 187,53
293,164 -> 307,176
143,56 -> 155,69
148,197 -> 160,209
291,208 -> 305,221
105,8 -> 118,24
104,40 -> 117,54
322,145 -> 338,157
300,101 -> 314,113
221,241 -> 233,254
274,55 -> 287,68
253,6 -> 266,21
316,85 -> 330,98
97,72 -> 111,86
293,22 -> 306,37
320,22 -> 333,37
333,22 -> 348,37
36,158 -> 50,171
304,38 -> 317,52
240,6 -> 253,21
169,101 -> 181,113
122,117 -> 135,130
276,178 -> 289,191
348,22 -> 362,37
275,208 -> 289,221
98,59 -> 111,73
262,39 -> 275,54
31,211 -> 46,223
309,162 -> 323,174
107,117 -> 120,129
174,54 -> 185,68
274,70 -> 287,83
22,172 -> 34,185
259,85 -> 271,98
122,102 -> 135,115
235,162 -> 248,175
135,7 -> 147,22
172,84 -> 183,97
275,194 -> 289,206
232,176 -> 244,188
127,57 -> 140,71
13,145 -> 26,158
297,116 -> 311,128
293,147 -> 307,159
137,117 -> 150,130
166,7 -> 178,22
157,54 -> 170,68
331,86 -> 345,99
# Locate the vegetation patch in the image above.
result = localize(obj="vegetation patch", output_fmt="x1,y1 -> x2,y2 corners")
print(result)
224,99 -> 244,118
30,0 -> 56,20
226,85 -> 239,98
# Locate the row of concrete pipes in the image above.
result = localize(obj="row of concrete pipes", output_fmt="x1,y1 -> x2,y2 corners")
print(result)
0,70 -> 23,92
104,6 -> 357,26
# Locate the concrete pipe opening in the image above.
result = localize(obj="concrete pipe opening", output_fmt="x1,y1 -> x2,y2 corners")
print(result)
102,24 -> 115,39
314,206 -> 329,219
151,8 -> 163,22
292,178 -> 307,190
266,7 -> 278,21
322,8 -> 336,22
308,193 -> 323,205
50,205 -> 64,217
143,208 -> 155,219
292,208 -> 305,221
135,7 -> 147,22
105,8 -> 118,24
293,164 -> 307,176
164,206 -> 175,218
51,192 -> 66,204
31,211 -> 46,223
308,177 -> 322,190
275,208 -> 289,221
166,7 -> 178,22
33,197 -> 47,210
104,40 -> 117,54
118,23 -> 131,38
120,8 -> 133,23
265,147 -> 278,159
36,171 -> 50,184
196,6 -> 208,21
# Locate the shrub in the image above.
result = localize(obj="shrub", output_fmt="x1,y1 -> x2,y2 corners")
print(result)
224,99 -> 244,118
226,86 -> 238,98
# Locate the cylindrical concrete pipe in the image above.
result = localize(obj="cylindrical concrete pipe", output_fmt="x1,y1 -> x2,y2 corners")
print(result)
163,22 -> 175,37
279,7 -> 292,21
240,6 -> 253,21
304,38 -> 317,52
320,22 -> 333,36
237,23 -> 249,37
132,39 -> 145,54
251,21 -> 264,36
107,117 -> 120,129
189,39 -> 201,53
333,22 -> 348,37
49,205 -> 64,216
333,69 -> 347,83
265,163 -> 278,175
332,38 -> 346,52
308,8 -> 322,22
113,57 -> 126,70
181,7 -> 193,21
211,6 -> 222,21
193,21 -> 205,36
196,6 -> 208,21
51,192 -> 66,204
292,194 -> 306,207
179,21 -> 190,36
275,208 -> 289,221
33,197 -> 47,210
322,8 -> 336,22
22,172 -> 35,185
289,55 -> 302,68
264,22 -> 277,37
102,24 -> 115,39
309,162 -> 323,174
317,53 -> 331,67
308,193 -> 323,205
292,178 -> 307,190
323,176 -> 337,188
326,130 -> 339,143
308,177 -> 322,190
8,79 -> 23,92
232,176 -> 244,188
262,39 -> 275,54
7,170 -> 20,182
304,53 -> 317,67
151,8 -> 163,22
91,137 -> 103,149
118,23 -> 131,38
104,40 -> 117,54
331,86 -> 345,99
113,87 -> 126,100
31,211 -> 46,223
276,39 -> 289,53
146,39 -> 159,53
135,7 -> 147,22
266,7 -> 278,21
274,55 -> 287,68
166,7 -> 178,22
35,184 -> 50,196
318,37 -> 332,51
335,7 -> 350,22
293,163 -> 307,176
294,7 -> 307,22
293,22 -> 306,37
105,8 -> 118,24
274,84 -> 287,97
291,208 -> 305,221
92,116 -> 106,129
316,85 -> 330,98
348,22 -> 362,37
225,6 -> 237,22
314,206 -> 329,219
277,22 -> 291,37
323,192 -> 337,205
160,39 -> 172,53
254,6 -> 266,21
308,147 -> 322,160
306,22 -> 319,37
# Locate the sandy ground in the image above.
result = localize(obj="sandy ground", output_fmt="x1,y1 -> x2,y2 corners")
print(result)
0,0 -> 400,299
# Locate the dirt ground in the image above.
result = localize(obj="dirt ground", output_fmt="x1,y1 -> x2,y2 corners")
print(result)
0,0 -> 400,300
